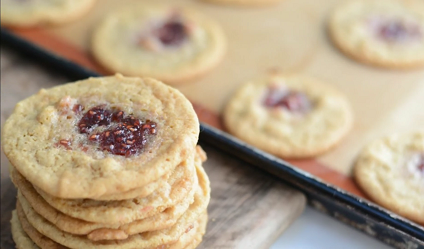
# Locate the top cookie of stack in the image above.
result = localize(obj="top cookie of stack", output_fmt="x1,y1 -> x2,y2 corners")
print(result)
2,74 -> 199,199
2,74 -> 210,249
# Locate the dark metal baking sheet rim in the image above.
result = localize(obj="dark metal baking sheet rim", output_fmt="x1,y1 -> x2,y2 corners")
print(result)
2,28 -> 423,248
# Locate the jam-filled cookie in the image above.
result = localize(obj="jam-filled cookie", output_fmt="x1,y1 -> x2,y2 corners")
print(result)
1,74 -> 200,199
1,0 -> 96,27
354,132 -> 424,225
329,0 -> 424,69
200,0 -> 281,7
91,4 -> 226,85
223,74 -> 353,158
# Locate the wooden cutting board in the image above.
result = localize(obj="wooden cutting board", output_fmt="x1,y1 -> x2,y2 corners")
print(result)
0,48 -> 306,249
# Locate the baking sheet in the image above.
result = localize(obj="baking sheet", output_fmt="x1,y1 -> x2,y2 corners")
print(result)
2,0 -> 424,236
27,0 -> 424,176
2,30 -> 424,248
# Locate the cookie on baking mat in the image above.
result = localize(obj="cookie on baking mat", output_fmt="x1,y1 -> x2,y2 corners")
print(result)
328,0 -> 424,69
91,4 -> 226,85
354,131 -> 424,224
223,74 -> 353,158
200,0 -> 281,7
1,0 -> 96,27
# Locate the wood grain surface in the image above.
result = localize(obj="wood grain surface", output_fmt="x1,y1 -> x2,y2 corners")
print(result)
0,48 -> 306,249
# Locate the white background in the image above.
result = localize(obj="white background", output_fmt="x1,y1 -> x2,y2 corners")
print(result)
271,207 -> 391,249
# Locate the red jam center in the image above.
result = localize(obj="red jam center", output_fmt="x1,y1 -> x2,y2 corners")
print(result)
373,19 -> 422,43
153,20 -> 188,47
418,154 -> 424,173
77,106 -> 157,156
263,88 -> 312,113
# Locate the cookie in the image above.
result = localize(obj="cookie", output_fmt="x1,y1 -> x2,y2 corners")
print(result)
200,0 -> 281,7
1,74 -> 200,199
16,201 -> 207,249
354,131 -> 424,224
10,210 -> 39,249
223,74 -> 353,158
16,203 -> 65,249
328,0 -> 424,69
18,189 -> 190,241
167,213 -> 207,249
35,153 -> 197,225
13,149 -> 207,241
17,163 -> 210,249
88,150 -> 209,241
93,168 -> 173,201
86,197 -> 193,241
91,4 -> 226,85
1,0 -> 96,27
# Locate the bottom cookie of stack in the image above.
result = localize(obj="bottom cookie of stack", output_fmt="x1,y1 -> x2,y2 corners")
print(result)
12,206 -> 207,249
11,210 -> 40,249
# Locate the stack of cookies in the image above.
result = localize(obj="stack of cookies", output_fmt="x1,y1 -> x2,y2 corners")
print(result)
2,74 -> 210,249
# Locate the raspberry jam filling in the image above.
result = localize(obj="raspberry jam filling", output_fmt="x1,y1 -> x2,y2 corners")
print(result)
263,87 -> 312,113
75,105 -> 157,156
139,13 -> 190,51
370,18 -> 422,43
417,154 -> 424,174
153,20 -> 188,47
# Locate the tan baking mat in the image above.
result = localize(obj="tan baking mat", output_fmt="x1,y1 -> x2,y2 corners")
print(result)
4,0 -> 424,197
